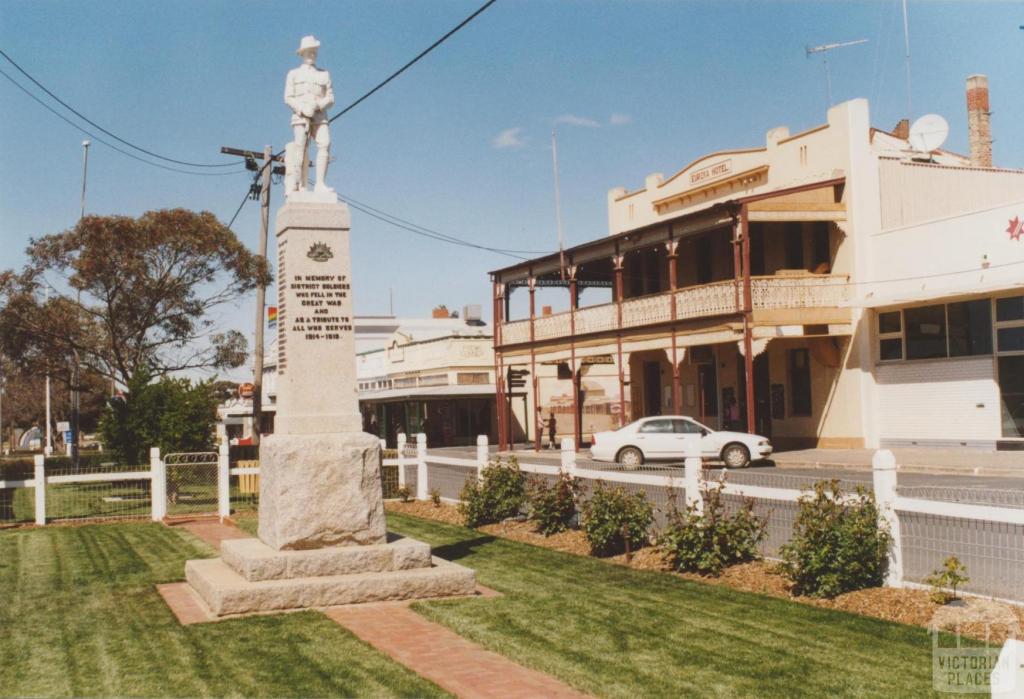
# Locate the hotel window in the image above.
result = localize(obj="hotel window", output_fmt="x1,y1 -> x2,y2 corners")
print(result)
948,299 -> 992,357
878,301 -> 996,362
878,311 -> 903,361
905,305 -> 947,360
789,349 -> 812,416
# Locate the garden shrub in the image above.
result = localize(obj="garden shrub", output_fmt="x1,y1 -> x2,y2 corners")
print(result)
581,482 -> 653,557
661,477 -> 767,576
430,488 -> 442,507
458,456 -> 525,527
780,480 -> 890,598
396,485 -> 413,503
527,473 -> 584,536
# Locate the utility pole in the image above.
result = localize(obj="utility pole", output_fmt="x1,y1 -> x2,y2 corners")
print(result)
71,140 -> 89,467
220,146 -> 285,445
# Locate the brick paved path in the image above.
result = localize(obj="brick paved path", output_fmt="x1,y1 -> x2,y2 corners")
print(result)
162,518 -> 588,698
326,604 -> 590,699
170,518 -> 251,549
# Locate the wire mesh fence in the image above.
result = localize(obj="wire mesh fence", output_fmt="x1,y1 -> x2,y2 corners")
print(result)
423,461 -> 476,500
899,511 -> 1024,601
44,462 -> 151,522
164,452 -> 219,517
381,462 -> 400,499
0,483 -> 35,524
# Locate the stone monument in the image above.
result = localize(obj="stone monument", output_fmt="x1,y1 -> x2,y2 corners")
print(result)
183,37 -> 474,617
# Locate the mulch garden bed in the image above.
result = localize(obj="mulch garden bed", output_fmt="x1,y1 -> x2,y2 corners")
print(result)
385,499 -> 1024,643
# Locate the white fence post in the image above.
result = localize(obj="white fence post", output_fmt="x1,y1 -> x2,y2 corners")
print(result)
33,454 -> 45,525
217,442 -> 230,520
476,434 -> 488,481
560,437 -> 576,477
416,432 -> 427,500
150,447 -> 166,521
683,435 -> 703,514
397,433 -> 407,489
872,449 -> 903,587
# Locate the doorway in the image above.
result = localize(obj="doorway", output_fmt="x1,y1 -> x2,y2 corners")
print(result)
642,361 -> 662,417
736,352 -> 771,436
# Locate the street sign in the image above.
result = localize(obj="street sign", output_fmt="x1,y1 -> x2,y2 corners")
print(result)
56,421 -> 70,432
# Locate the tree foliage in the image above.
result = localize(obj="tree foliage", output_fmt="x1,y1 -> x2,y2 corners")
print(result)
0,209 -> 270,390
98,367 -> 219,465
0,355 -> 107,444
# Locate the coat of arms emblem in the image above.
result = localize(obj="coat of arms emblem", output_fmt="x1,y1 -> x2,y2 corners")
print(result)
307,242 -> 334,262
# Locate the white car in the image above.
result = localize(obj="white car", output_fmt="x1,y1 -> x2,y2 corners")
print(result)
589,416 -> 772,468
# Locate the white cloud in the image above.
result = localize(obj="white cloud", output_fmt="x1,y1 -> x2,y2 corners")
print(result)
609,113 -> 633,126
492,127 -> 526,149
554,114 -> 601,128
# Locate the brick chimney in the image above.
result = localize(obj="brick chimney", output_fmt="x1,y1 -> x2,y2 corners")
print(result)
892,119 -> 909,140
966,74 -> 992,167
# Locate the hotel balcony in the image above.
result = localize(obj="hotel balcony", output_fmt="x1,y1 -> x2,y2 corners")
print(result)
498,273 -> 850,347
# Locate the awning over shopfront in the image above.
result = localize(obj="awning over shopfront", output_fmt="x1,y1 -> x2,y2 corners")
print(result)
359,384 -> 495,402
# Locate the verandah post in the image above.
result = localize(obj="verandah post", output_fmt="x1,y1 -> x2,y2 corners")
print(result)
33,454 -> 45,525
416,432 -> 427,500
150,447 -> 166,521
872,449 -> 903,587
217,441 -> 230,521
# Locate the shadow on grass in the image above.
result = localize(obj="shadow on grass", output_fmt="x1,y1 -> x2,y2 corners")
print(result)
433,535 -> 497,562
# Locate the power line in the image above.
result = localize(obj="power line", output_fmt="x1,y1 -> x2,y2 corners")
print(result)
0,47 -> 237,168
226,187 -> 251,229
327,0 -> 498,126
339,192 -> 555,256
0,67 -> 247,178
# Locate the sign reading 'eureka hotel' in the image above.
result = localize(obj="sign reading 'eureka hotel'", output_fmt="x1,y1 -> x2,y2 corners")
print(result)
689,159 -> 733,186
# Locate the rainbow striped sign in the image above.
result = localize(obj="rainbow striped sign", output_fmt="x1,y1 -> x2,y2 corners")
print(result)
267,306 -> 278,327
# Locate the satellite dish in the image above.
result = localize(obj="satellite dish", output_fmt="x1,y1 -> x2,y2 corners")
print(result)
908,114 -> 949,153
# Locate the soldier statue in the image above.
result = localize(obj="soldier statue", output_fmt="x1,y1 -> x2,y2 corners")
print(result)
284,35 -> 335,195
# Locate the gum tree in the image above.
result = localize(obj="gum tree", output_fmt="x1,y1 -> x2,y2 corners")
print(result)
0,208 -> 271,391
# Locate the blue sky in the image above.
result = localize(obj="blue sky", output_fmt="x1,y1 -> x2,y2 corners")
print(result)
1,1 -> 1022,379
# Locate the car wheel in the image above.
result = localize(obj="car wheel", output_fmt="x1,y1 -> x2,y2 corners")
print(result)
721,443 -> 751,468
617,446 -> 644,469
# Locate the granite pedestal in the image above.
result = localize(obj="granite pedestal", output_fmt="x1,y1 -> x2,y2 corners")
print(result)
182,198 -> 474,618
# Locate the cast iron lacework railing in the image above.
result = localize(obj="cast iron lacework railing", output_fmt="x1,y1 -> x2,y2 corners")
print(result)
499,273 -> 850,345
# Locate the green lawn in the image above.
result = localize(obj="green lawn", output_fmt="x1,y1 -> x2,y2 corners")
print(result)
0,522 -> 447,698
388,512 -> 946,699
1,514 -> 951,698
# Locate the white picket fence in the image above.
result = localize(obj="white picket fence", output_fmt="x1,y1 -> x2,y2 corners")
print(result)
6,432 -> 1021,603
392,432 -> 1024,605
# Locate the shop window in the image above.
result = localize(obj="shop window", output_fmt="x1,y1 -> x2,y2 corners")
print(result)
998,327 -> 1024,353
998,355 -> 1024,438
789,349 -> 812,416
948,299 -> 992,357
904,305 -> 947,360
996,295 -> 1024,323
878,311 -> 903,361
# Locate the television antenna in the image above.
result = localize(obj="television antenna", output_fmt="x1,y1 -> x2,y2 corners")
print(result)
907,114 -> 949,156
806,38 -> 869,108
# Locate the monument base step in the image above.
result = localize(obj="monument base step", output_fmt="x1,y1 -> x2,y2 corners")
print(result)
185,555 -> 476,617
221,536 -> 432,581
